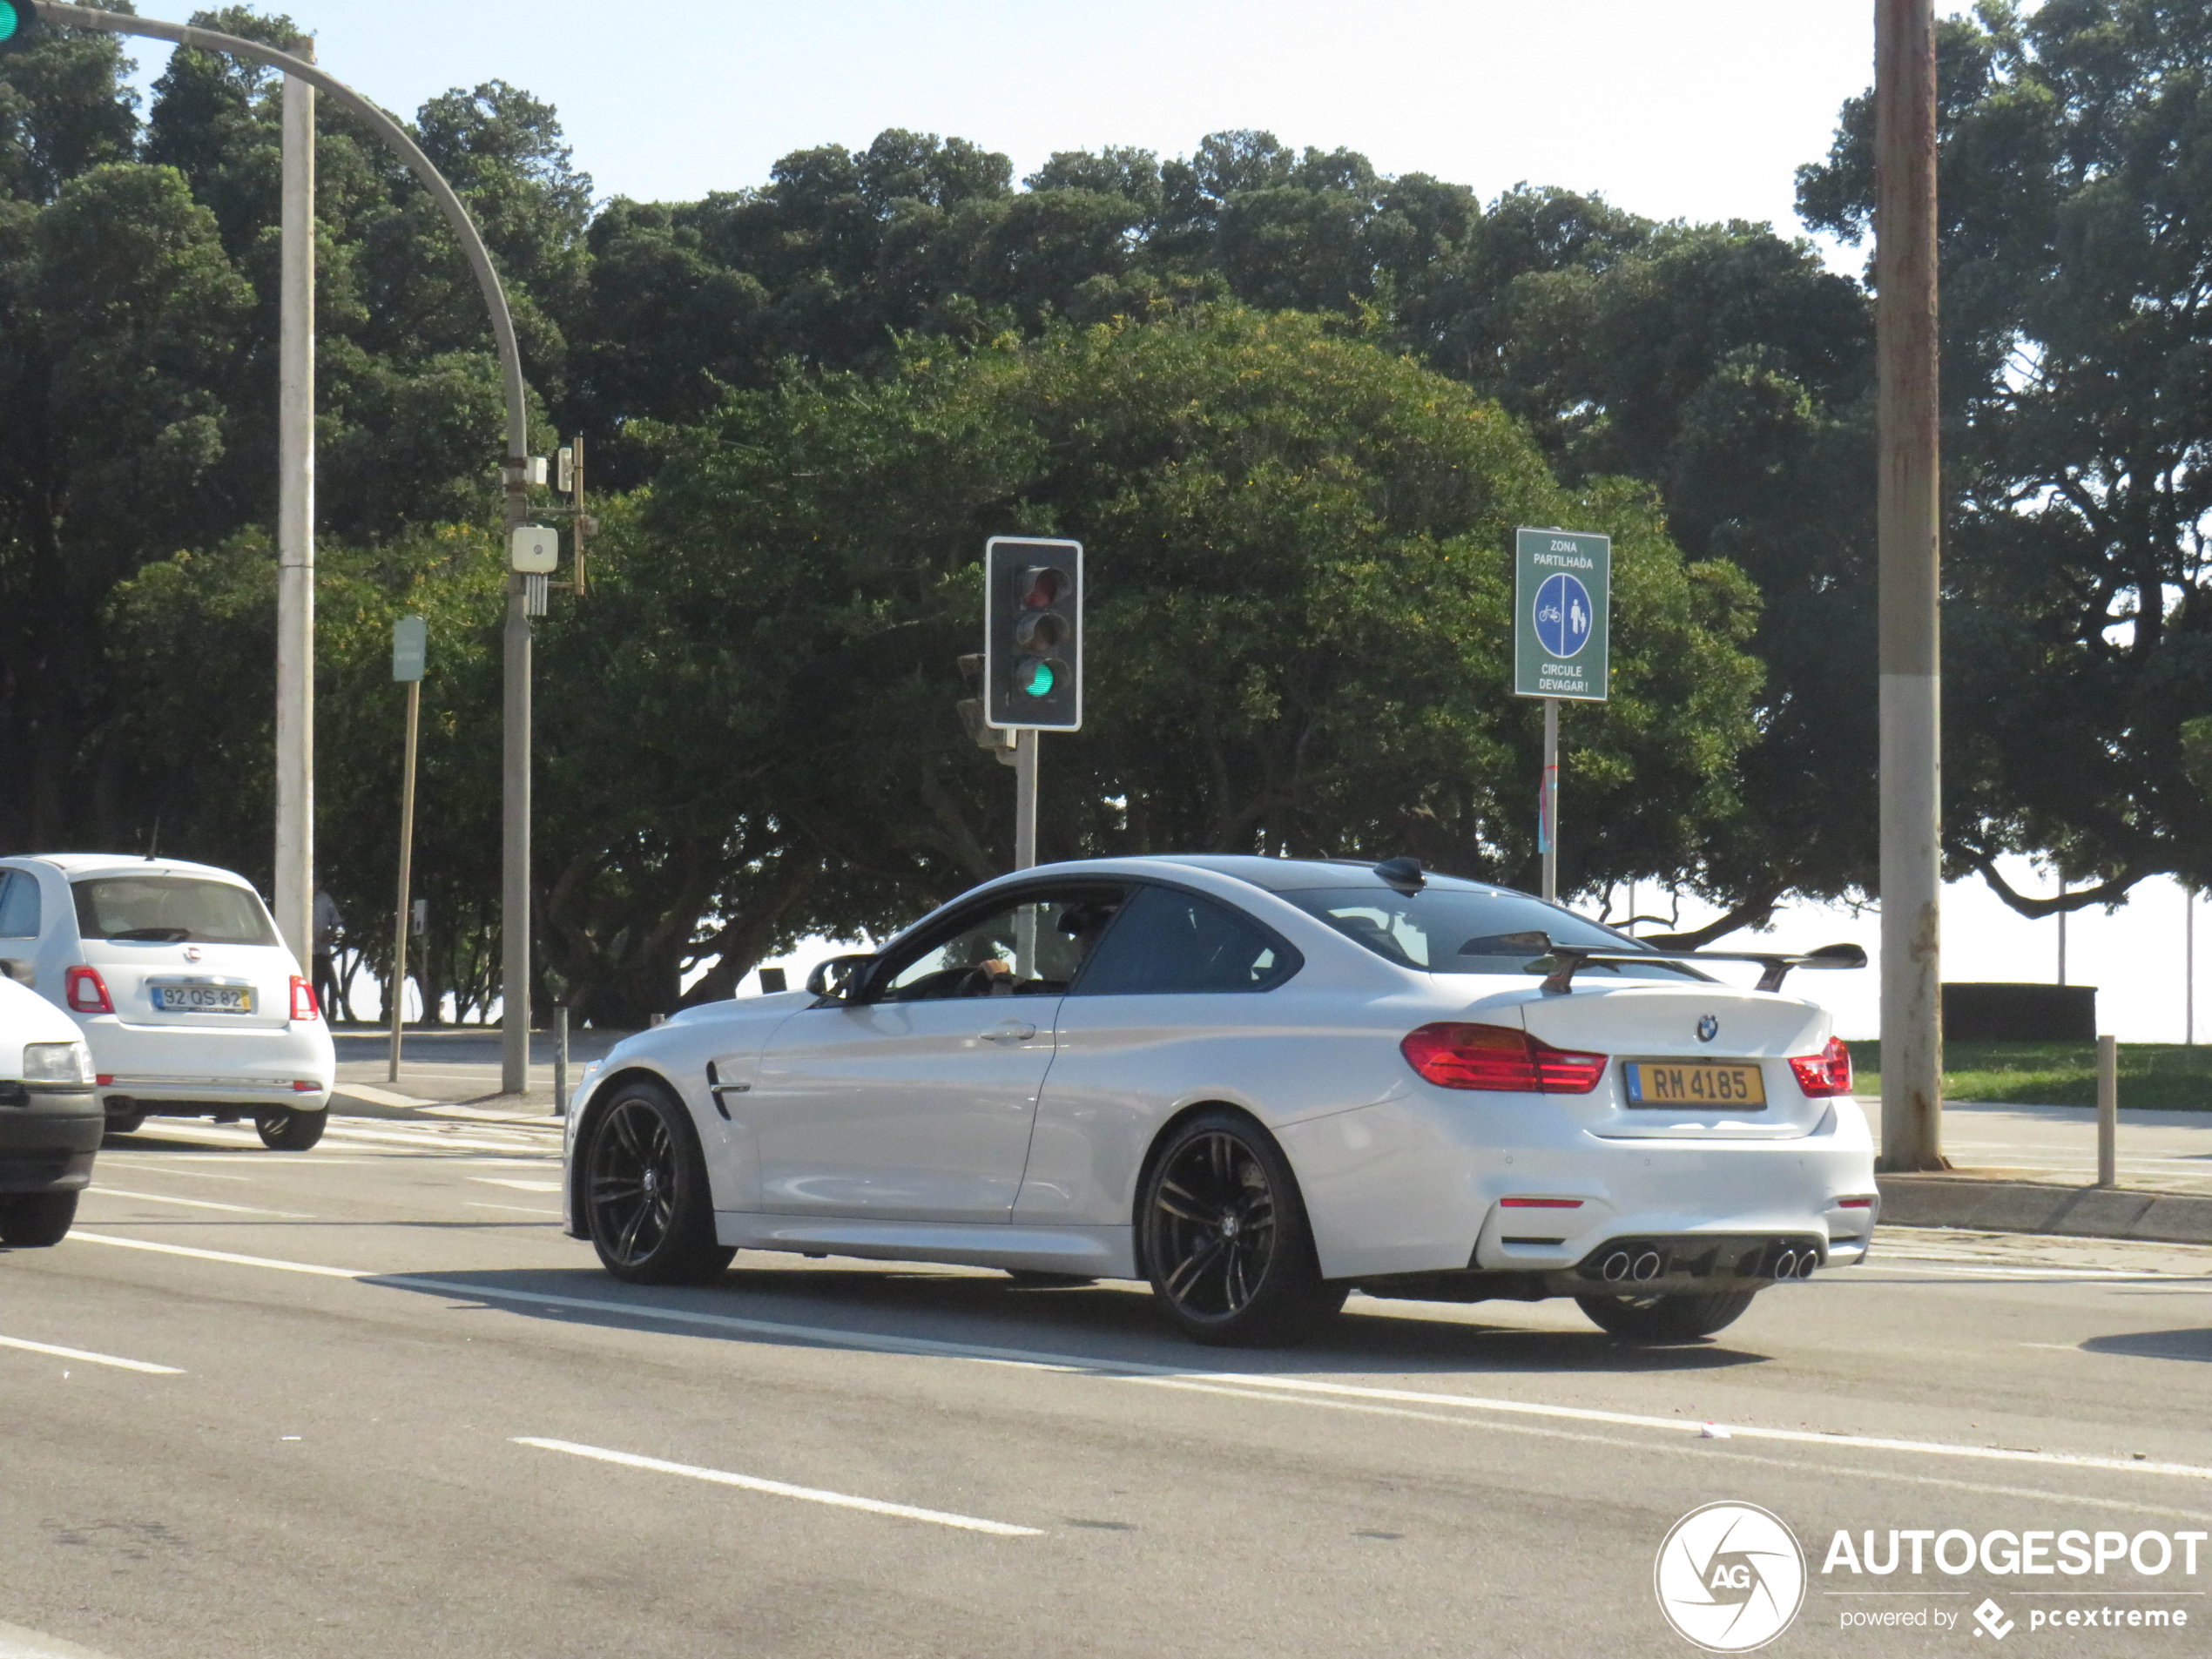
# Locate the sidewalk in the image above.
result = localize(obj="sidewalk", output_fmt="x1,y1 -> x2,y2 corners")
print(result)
330,1026 -> 634,1123
1866,1097 -> 2212,1244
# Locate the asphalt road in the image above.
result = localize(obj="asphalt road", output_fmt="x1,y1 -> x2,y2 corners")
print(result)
5,1115 -> 2209,1659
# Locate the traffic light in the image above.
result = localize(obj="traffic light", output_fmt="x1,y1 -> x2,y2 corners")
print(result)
983,536 -> 1082,731
0,0 -> 42,55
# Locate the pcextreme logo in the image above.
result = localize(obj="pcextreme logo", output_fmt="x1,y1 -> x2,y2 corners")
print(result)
1655,1501 -> 1809,1651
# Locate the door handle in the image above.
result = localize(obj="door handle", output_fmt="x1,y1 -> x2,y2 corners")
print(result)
981,1021 -> 1037,1043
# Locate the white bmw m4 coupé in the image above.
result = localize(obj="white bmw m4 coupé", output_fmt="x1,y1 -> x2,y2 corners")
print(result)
562,855 -> 1877,1346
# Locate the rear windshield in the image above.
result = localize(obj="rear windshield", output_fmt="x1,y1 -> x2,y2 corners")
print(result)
72,876 -> 280,948
1280,887 -> 1702,980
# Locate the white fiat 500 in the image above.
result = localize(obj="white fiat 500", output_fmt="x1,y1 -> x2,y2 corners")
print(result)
0,855 -> 334,1150
562,855 -> 1877,1346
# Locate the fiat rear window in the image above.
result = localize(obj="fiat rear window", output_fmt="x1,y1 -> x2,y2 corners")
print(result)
71,876 -> 281,947
1282,887 -> 1702,980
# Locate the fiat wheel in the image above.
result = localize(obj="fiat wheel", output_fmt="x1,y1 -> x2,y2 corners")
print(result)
584,1082 -> 733,1285
1139,1109 -> 1342,1347
255,1108 -> 326,1150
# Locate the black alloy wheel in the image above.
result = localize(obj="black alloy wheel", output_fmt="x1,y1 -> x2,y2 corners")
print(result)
1139,1109 -> 1342,1347
1575,1289 -> 1758,1342
255,1108 -> 327,1150
583,1083 -> 734,1285
0,1190 -> 78,1247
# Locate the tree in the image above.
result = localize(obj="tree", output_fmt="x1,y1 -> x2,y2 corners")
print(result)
633,305 -> 1767,1004
1799,0 -> 2212,920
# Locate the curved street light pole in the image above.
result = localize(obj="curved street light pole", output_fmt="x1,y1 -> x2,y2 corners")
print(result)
42,4 -> 538,1096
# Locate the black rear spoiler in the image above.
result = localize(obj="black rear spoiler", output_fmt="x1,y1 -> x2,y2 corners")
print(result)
1527,939 -> 1869,995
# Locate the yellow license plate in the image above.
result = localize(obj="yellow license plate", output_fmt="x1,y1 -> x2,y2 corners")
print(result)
1623,1060 -> 1766,1109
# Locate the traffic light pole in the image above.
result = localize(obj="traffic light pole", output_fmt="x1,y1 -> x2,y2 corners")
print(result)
37,4 -> 538,1094
1014,731 -> 1039,872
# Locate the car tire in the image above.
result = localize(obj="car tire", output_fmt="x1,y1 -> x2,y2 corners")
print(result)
583,1081 -> 733,1285
255,1108 -> 327,1150
1575,1289 -> 1758,1342
1138,1109 -> 1339,1348
104,1113 -> 146,1139
0,1191 -> 78,1248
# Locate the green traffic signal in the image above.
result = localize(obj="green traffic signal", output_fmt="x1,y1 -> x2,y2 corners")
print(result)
0,0 -> 37,52
1018,658 -> 1056,698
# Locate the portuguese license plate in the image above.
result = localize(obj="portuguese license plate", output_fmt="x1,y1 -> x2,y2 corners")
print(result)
153,983 -> 254,1015
1623,1060 -> 1766,1109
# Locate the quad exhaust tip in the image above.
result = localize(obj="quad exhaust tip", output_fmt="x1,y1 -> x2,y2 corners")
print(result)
1601,1250 -> 1632,1282
1631,1250 -> 1663,1282
1772,1249 -> 1797,1279
1796,1251 -> 1818,1279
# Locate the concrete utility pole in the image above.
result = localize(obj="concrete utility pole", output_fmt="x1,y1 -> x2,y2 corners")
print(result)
273,58 -> 314,969
1875,0 -> 1946,1170
39,5 -> 536,1089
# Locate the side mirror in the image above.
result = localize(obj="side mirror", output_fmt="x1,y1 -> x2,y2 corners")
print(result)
806,953 -> 876,1002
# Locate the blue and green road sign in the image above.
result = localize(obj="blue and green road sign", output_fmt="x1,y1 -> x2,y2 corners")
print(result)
1513,527 -> 1610,701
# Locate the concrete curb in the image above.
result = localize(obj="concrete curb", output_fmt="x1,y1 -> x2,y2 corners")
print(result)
1877,1172 -> 2212,1245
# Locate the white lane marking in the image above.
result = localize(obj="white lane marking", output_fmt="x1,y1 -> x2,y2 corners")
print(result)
0,1334 -> 182,1375
513,1437 -> 1041,1535
65,1232 -> 2212,1487
2021,1343 -> 2080,1351
91,1159 -> 253,1182
142,1121 -> 556,1157
1142,1379 -> 2212,1522
84,1187 -> 310,1218
1863,1264 -> 2200,1284
71,1233 -> 368,1279
0,1618 -> 116,1658
467,1177 -> 563,1192
465,1203 -> 562,1217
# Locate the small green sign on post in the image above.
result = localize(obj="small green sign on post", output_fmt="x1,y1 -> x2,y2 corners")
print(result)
1513,528 -> 1611,701
391,615 -> 427,683
1513,529 -> 1610,901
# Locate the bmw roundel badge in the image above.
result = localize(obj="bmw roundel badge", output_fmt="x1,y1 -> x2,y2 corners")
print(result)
1696,1014 -> 1718,1044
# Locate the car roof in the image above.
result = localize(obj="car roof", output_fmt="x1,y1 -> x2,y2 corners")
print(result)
2,853 -> 259,886
1113,853 -> 1517,897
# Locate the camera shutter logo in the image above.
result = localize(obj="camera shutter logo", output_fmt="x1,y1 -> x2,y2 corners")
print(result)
1654,1501 -> 1806,1652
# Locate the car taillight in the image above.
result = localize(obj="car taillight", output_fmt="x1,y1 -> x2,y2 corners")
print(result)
1790,1035 -> 1853,1097
65,966 -> 113,1015
290,976 -> 320,1022
1401,1022 -> 1608,1094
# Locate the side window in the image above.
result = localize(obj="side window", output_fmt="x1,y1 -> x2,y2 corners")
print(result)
1072,886 -> 1297,995
0,872 -> 41,939
877,890 -> 1125,1001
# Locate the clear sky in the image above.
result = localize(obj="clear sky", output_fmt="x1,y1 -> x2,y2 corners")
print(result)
133,3 -> 2186,1049
119,1 -> 1913,244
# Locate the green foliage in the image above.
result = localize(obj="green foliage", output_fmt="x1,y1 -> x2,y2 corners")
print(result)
1799,0 -> 2212,919
642,307 -> 1765,925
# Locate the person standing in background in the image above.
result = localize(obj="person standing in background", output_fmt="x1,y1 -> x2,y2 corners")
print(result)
313,887 -> 344,1021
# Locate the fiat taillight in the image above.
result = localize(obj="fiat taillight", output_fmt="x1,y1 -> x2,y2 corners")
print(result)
65,965 -> 113,1015
1401,1022 -> 1608,1094
1789,1035 -> 1853,1097
290,976 -> 320,1022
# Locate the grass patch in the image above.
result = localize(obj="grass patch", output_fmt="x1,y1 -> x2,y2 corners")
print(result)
1850,1040 -> 2212,1110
